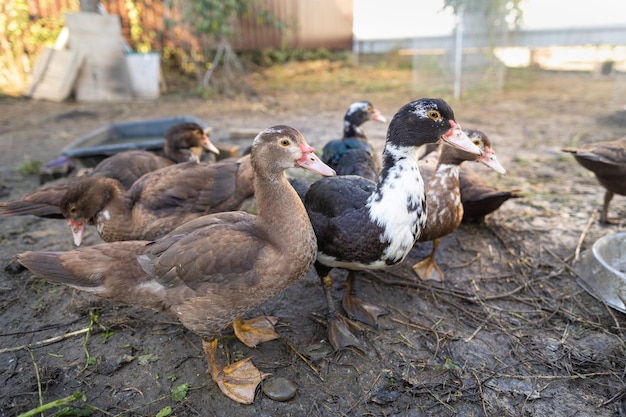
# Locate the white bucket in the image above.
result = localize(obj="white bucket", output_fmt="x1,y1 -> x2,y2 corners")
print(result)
125,52 -> 160,99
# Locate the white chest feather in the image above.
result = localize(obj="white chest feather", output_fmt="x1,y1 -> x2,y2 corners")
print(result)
96,209 -> 111,233
367,154 -> 426,263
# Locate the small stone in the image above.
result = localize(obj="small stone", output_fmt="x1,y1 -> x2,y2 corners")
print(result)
301,341 -> 333,361
262,376 -> 298,401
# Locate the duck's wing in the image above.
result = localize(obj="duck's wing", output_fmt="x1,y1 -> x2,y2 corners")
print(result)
91,150 -> 174,189
139,212 -> 262,291
128,159 -> 248,215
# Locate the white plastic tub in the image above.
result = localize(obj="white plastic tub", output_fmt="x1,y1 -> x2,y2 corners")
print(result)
575,232 -> 626,313
125,52 -> 160,99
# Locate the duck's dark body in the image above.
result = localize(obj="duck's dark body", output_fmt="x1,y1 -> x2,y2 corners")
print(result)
0,122 -> 218,219
563,137 -> 626,224
303,98 -> 481,349
459,164 -> 522,224
321,100 -> 386,182
61,155 -> 255,244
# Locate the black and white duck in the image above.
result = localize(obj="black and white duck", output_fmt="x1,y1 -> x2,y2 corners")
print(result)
303,98 -> 482,350
321,100 -> 387,181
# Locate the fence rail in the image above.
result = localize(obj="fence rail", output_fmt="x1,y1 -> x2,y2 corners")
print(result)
354,25 -> 626,56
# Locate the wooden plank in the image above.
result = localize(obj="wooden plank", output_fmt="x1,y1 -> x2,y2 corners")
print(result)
26,47 -> 84,102
64,11 -> 132,102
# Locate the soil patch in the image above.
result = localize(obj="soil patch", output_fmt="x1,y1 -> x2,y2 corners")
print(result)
1,63 -> 626,416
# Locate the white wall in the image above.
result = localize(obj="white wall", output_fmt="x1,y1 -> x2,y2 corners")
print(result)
353,0 -> 626,40
522,0 -> 626,29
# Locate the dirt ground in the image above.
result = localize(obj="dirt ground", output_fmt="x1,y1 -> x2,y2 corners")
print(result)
1,62 -> 626,417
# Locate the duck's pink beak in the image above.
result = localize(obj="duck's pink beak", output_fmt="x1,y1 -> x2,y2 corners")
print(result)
297,145 -> 336,176
66,219 -> 86,246
371,108 -> 387,123
441,121 -> 482,156
478,146 -> 506,174
202,133 -> 220,155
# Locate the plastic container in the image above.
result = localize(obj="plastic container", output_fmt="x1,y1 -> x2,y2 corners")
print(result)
125,52 -> 160,99
575,232 -> 626,313
61,116 -> 211,169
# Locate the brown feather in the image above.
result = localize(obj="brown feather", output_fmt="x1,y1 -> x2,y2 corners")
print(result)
0,122 -> 217,219
18,125 -> 331,340
60,156 -> 254,243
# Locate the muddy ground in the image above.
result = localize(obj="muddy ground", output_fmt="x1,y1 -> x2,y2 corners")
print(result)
1,62 -> 626,417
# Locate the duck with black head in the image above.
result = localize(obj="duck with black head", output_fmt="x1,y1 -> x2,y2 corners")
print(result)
321,100 -> 387,181
303,98 -> 482,350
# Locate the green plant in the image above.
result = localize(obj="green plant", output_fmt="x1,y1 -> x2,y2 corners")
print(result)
78,310 -> 109,374
442,0 -> 523,30
170,383 -> 189,402
441,357 -> 457,370
180,0 -> 281,41
241,48 -> 349,67
16,159 -> 42,175
0,0 -> 76,95
16,392 -> 86,417
165,0 -> 283,93
124,0 -> 154,53
156,407 -> 172,417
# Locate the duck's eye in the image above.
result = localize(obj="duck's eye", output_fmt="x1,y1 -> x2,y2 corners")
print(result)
473,139 -> 481,146
427,110 -> 441,121
280,138 -> 290,147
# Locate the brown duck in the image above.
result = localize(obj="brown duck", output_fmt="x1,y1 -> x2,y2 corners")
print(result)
61,152 -> 256,245
18,125 -> 336,404
459,163 -> 523,224
0,122 -> 219,219
563,137 -> 626,224
412,129 -> 506,281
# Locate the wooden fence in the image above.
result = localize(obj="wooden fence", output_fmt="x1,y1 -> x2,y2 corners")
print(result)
26,0 -> 353,53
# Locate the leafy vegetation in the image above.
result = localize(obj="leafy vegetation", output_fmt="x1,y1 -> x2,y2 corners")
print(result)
16,393 -> 87,417
164,0 -> 285,94
170,383 -> 189,402
241,47 -> 347,67
124,0 -> 155,53
442,0 -> 524,30
16,159 -> 42,176
0,0 -> 74,95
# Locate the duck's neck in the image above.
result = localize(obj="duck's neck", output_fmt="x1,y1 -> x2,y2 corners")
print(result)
167,148 -> 199,163
366,143 -> 427,264
254,171 -> 316,251
344,121 -> 365,139
420,162 -> 462,242
423,146 -> 467,232
91,182 -> 132,240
